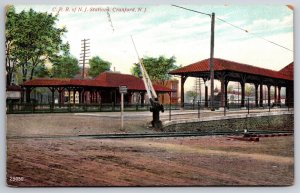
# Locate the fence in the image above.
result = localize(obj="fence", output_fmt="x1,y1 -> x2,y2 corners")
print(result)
6,102 -> 180,114
165,99 -> 293,121
6,98 -> 293,114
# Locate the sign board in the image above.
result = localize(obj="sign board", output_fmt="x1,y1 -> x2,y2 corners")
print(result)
119,85 -> 127,94
6,91 -> 21,99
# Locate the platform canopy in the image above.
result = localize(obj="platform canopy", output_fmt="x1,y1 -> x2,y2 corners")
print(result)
170,58 -> 293,83
169,58 -> 293,108
23,71 -> 172,93
21,71 -> 173,105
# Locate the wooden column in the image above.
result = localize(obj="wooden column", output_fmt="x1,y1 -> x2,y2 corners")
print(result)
205,87 -> 208,108
89,91 -> 92,103
78,90 -> 82,103
25,87 -> 32,103
220,77 -> 225,107
21,87 -> 25,103
140,92 -> 145,107
96,91 -> 99,103
58,88 -> 64,107
98,91 -> 102,104
254,83 -> 259,107
81,89 -> 85,104
68,89 -> 71,104
259,83 -> 263,107
240,75 -> 247,108
241,81 -> 245,107
127,92 -> 132,104
224,80 -> 229,108
73,90 -> 76,104
51,87 -> 55,107
274,86 -> 277,104
202,78 -> 208,108
267,85 -> 271,107
180,75 -> 187,108
277,86 -> 281,104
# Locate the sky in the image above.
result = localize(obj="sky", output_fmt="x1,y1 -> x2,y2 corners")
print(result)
14,4 -> 293,91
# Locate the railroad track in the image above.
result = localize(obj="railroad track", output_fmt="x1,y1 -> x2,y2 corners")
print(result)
8,130 -> 293,140
80,130 -> 293,139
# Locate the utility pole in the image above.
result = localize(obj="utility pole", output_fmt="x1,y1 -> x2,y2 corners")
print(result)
80,39 -> 90,79
210,12 -> 215,111
171,5 -> 215,111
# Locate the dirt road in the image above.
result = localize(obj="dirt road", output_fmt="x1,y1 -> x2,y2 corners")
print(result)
7,136 -> 294,186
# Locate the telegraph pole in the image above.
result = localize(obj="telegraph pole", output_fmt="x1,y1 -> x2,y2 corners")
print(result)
171,5 -> 215,111
210,12 -> 215,111
80,39 -> 90,79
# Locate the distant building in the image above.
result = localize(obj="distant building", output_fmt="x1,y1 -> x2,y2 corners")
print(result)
153,79 -> 179,104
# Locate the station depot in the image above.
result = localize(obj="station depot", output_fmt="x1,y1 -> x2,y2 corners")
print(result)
7,58 -> 293,110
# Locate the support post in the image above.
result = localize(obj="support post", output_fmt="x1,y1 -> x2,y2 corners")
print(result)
285,85 -> 289,106
98,91 -> 102,104
121,93 -> 124,129
21,87 -> 25,103
180,75 -> 187,108
278,86 -> 281,104
140,92 -> 145,107
274,86 -> 277,105
78,90 -> 82,104
247,98 -> 250,114
168,92 -> 171,121
267,85 -> 271,107
198,100 -> 200,118
73,90 -> 76,104
52,88 -> 55,106
259,83 -> 263,107
209,12 -> 215,111
220,76 -> 225,108
58,89 -> 63,108
68,89 -> 71,104
241,81 -> 245,108
49,87 -> 55,111
205,84 -> 208,108
25,87 -> 32,103
255,83 -> 259,107
224,80 -> 229,108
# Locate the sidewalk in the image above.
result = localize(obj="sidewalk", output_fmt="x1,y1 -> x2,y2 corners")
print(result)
74,107 -> 293,118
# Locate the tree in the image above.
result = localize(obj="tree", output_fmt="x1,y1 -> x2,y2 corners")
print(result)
130,56 -> 178,86
5,6 -> 18,85
186,91 -> 198,102
88,56 -> 111,77
33,64 -> 50,78
51,55 -> 80,78
227,85 -> 234,93
245,85 -> 254,97
5,6 -> 68,84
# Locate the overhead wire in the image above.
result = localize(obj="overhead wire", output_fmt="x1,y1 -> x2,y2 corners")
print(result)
171,5 -> 293,52
216,17 -> 293,52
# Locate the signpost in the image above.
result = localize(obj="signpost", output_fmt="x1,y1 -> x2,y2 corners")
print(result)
119,86 -> 127,129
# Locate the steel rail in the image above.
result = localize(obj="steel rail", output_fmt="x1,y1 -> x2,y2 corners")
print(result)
7,130 -> 293,140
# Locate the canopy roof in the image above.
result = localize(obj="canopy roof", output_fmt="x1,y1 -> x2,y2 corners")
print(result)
22,71 -> 172,92
169,58 -> 293,81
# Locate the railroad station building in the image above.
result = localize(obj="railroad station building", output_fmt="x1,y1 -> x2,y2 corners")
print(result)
21,71 -> 174,106
169,58 -> 294,108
